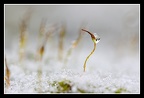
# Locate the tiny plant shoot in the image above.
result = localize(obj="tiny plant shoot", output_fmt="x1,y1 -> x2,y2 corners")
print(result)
19,19 -> 27,62
64,27 -> 84,66
36,26 -> 55,92
81,29 -> 100,72
36,25 -> 55,61
39,18 -> 47,41
36,19 -> 46,61
39,18 -> 47,36
5,57 -> 10,88
19,8 -> 33,62
58,24 -> 66,61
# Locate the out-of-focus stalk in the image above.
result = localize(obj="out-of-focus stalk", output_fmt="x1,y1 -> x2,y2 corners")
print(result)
58,24 -> 66,61
36,25 -> 56,92
19,8 -> 33,62
5,57 -> 10,89
39,18 -> 47,42
36,24 -> 56,61
19,20 -> 27,62
64,26 -> 84,66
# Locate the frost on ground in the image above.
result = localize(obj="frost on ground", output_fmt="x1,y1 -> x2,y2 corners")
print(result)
4,66 -> 139,94
4,52 -> 140,94
4,30 -> 140,94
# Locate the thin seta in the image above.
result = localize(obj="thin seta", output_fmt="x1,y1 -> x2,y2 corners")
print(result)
5,57 -> 10,90
63,25 -> 86,67
81,29 -> 100,72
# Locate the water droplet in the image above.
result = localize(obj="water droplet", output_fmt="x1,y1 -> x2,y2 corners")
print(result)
94,33 -> 100,43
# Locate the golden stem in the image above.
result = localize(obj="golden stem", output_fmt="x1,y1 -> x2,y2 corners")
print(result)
39,45 -> 44,61
64,46 -> 73,66
84,43 -> 96,72
64,30 -> 83,66
19,32 -> 27,62
38,18 -> 47,42
5,57 -> 10,88
18,8 -> 33,62
58,25 -> 66,61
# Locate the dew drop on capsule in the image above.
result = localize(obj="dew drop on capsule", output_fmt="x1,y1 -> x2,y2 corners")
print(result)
94,33 -> 100,43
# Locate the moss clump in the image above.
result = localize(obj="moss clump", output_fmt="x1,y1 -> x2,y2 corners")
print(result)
51,80 -> 72,93
115,88 -> 127,93
105,87 -> 111,91
77,88 -> 86,93
58,80 -> 71,92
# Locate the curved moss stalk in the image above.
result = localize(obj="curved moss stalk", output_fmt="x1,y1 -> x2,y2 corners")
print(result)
81,29 -> 99,72
83,43 -> 96,72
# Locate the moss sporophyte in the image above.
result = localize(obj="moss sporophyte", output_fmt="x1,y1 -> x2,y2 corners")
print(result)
19,9 -> 33,62
64,27 -> 84,67
5,57 -> 10,88
81,29 -> 100,72
58,24 -> 66,61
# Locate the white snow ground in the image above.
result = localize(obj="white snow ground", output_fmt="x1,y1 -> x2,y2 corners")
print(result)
4,44 -> 140,94
4,65 -> 139,94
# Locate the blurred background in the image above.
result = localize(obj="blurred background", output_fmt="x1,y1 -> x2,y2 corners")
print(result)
5,4 -> 139,76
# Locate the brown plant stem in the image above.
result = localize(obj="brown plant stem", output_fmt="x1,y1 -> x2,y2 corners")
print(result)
83,43 -> 96,72
64,29 -> 83,66
5,57 -> 10,88
19,8 -> 33,62
58,25 -> 66,61
81,29 -> 97,72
